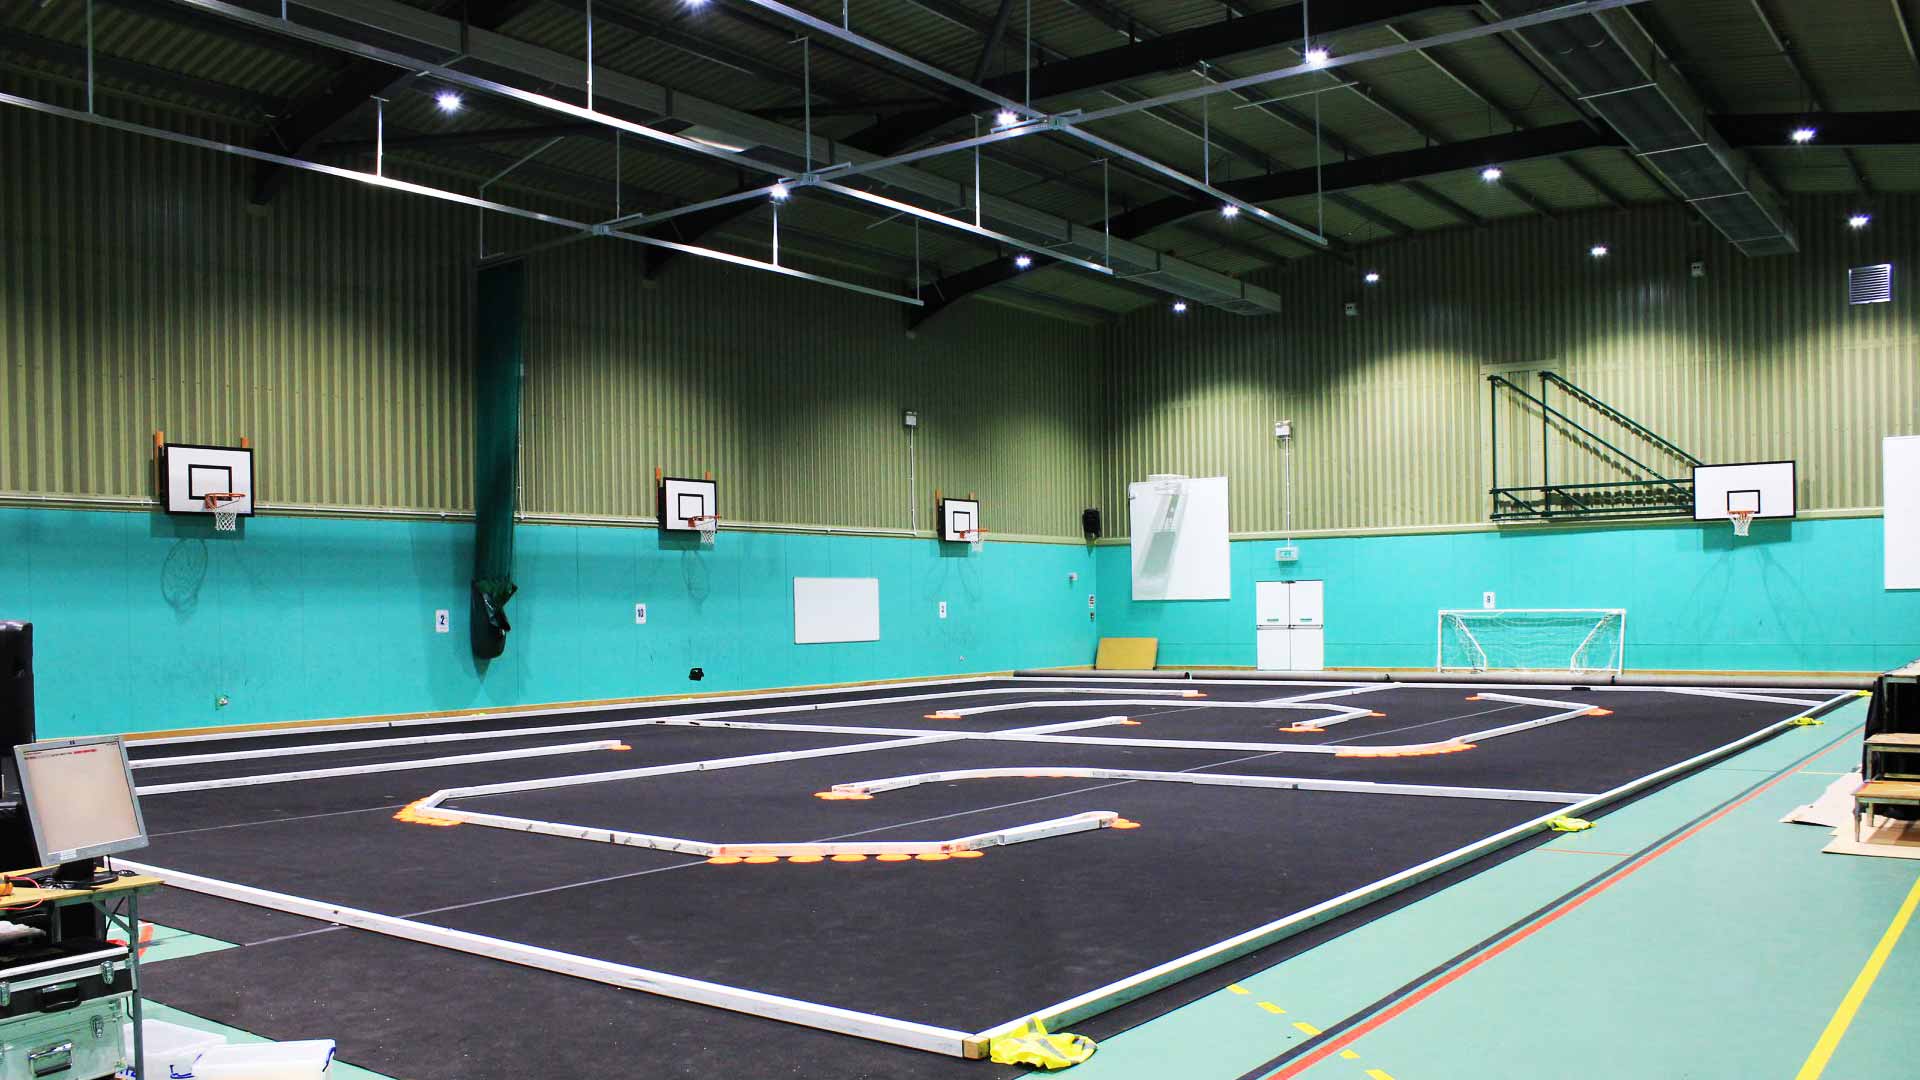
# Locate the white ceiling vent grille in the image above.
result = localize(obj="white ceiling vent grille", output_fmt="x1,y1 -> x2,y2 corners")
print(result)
1849,263 -> 1893,305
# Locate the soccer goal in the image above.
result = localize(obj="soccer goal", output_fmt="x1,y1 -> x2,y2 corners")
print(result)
1437,609 -> 1626,674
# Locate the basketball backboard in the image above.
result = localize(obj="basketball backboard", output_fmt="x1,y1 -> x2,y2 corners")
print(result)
660,476 -> 718,532
939,498 -> 980,542
1692,461 -> 1796,522
161,443 -> 254,519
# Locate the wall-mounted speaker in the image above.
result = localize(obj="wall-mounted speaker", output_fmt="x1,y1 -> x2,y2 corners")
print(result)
1081,508 -> 1102,539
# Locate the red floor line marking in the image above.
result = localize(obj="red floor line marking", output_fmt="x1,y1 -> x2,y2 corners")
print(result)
1262,731 -> 1859,1080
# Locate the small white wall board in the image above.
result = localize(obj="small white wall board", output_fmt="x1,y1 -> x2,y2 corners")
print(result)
1888,436 -> 1920,589
660,477 -> 717,531
1693,461 -> 1796,520
1129,476 -> 1230,600
793,578 -> 881,644
162,444 -> 254,517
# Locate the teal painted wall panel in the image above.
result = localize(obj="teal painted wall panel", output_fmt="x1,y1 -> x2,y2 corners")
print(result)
1094,518 -> 1920,673
0,508 -> 1097,737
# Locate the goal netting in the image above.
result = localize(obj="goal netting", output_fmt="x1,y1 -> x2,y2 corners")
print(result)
1437,609 -> 1626,674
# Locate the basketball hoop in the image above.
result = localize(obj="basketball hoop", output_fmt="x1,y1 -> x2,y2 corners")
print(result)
963,529 -> 986,553
1729,509 -> 1755,537
689,514 -> 720,546
203,492 -> 243,532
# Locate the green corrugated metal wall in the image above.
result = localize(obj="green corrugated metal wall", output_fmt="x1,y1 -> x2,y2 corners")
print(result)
1100,197 -> 1920,536
520,242 -> 1101,538
0,84 -> 475,511
0,97 -> 1103,537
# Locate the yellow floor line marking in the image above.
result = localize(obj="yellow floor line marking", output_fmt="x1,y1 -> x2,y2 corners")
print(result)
1364,1070 -> 1395,1080
1339,1049 -> 1361,1060
1794,870 -> 1920,1080
1292,1021 -> 1322,1036
1257,1001 -> 1286,1015
1228,984 -> 1250,995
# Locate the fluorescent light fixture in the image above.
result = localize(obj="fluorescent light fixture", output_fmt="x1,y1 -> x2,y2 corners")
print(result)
1304,47 -> 1330,67
770,182 -> 790,202
1480,165 -> 1503,182
1790,126 -> 1817,144
435,90 -> 463,113
1221,203 -> 1241,218
1172,301 -> 1188,314
1364,271 -> 1381,285
681,127 -> 752,153
1014,253 -> 1033,270
1589,244 -> 1609,258
995,109 -> 1019,128
1849,212 -> 1871,229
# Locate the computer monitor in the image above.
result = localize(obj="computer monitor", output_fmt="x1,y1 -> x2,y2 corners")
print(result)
14,736 -> 147,884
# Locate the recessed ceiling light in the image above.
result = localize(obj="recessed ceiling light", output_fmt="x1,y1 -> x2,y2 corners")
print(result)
434,90 -> 463,114
994,109 -> 1019,128
1849,212 -> 1872,229
1589,244 -> 1610,258
1364,271 -> 1381,285
1014,253 -> 1033,270
1172,301 -> 1188,314
1304,47 -> 1330,67
1221,203 -> 1241,219
1480,165 -> 1503,182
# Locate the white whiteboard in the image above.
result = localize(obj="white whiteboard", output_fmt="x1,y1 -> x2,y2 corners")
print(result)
1888,436 -> 1920,590
793,577 -> 881,644
1129,476 -> 1231,601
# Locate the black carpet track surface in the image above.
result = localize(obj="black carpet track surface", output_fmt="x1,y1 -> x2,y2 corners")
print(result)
420,786 -> 1538,1031
128,679 -> 1830,1076
141,929 -> 1017,1080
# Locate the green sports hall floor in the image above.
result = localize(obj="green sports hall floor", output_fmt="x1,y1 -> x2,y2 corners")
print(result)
139,698 -> 1920,1080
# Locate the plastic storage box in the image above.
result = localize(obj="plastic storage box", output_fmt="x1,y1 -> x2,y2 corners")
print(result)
191,1040 -> 336,1079
126,1018 -> 226,1078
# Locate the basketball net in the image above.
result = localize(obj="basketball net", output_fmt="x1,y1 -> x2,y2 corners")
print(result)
204,493 -> 241,532
966,529 -> 985,553
1730,510 -> 1755,537
694,515 -> 719,546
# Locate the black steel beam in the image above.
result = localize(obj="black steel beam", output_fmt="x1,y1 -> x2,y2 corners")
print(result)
249,0 -> 541,205
971,0 -> 1017,84
861,0 -> 1451,154
0,30 -> 286,115
317,123 -> 603,155
1711,111 -> 1920,147
1105,123 -> 1618,238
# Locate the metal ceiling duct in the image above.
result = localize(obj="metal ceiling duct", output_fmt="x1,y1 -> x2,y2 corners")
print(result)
1483,1 -> 1798,256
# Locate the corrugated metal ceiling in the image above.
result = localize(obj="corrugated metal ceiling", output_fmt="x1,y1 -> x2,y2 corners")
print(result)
0,0 -> 1914,326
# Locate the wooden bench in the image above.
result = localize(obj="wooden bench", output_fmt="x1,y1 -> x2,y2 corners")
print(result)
1866,732 -> 1920,781
1853,780 -> 1920,842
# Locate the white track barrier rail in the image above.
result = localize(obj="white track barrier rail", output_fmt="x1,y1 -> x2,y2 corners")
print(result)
134,740 -> 628,795
829,767 -> 1593,804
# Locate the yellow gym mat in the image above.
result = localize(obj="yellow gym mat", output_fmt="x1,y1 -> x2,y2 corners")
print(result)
1095,637 -> 1158,670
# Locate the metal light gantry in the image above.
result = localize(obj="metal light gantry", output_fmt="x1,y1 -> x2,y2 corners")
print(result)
0,0 -> 1654,311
